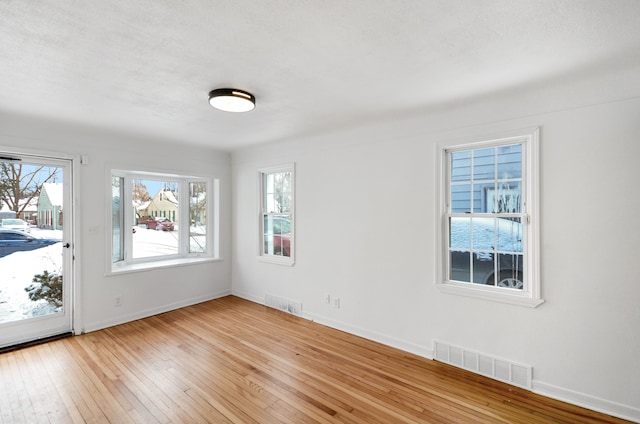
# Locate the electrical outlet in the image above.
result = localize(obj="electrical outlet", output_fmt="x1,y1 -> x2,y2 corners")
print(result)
333,297 -> 340,309
114,296 -> 122,307
324,294 -> 331,304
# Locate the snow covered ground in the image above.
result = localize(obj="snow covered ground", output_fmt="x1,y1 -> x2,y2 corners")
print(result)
0,225 -> 207,325
0,229 -> 63,324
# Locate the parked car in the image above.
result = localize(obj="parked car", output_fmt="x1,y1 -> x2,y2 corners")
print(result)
449,217 -> 523,289
264,215 -> 291,256
146,217 -> 174,231
0,218 -> 31,233
0,229 -> 59,258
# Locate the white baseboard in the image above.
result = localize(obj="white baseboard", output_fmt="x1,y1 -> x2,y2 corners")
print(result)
82,289 -> 232,333
303,311 -> 434,359
533,381 -> 640,423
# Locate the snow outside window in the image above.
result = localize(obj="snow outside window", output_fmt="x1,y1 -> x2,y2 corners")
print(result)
259,164 -> 294,266
110,171 -> 217,273
437,129 -> 542,307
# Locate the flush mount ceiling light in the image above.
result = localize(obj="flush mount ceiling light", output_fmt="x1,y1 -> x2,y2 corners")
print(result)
208,88 -> 255,112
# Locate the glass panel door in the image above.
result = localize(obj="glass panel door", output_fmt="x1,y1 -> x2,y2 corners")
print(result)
0,154 -> 72,348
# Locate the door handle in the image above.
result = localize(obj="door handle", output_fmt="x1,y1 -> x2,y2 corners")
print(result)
63,243 -> 71,248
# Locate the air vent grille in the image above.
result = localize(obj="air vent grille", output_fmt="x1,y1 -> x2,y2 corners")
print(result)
264,294 -> 302,316
433,340 -> 532,389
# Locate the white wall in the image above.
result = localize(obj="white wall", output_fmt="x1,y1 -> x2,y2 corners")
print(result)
0,114 -> 233,333
231,65 -> 640,420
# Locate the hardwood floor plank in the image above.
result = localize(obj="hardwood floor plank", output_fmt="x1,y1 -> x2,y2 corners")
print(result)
0,296 -> 632,423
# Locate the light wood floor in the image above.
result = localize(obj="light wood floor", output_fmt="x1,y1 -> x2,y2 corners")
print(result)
0,296 -> 630,423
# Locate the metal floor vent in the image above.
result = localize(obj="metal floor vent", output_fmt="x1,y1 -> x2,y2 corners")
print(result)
264,294 -> 302,316
433,340 -> 532,389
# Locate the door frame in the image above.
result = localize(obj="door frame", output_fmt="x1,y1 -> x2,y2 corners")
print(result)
0,143 -> 80,347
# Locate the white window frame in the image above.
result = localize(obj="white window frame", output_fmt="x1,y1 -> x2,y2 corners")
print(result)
258,164 -> 295,266
109,170 -> 219,274
436,128 -> 543,307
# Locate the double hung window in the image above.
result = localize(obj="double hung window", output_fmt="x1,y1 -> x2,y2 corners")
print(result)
438,130 -> 542,306
259,164 -> 294,266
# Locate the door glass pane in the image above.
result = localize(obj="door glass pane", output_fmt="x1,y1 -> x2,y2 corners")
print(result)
0,161 -> 64,323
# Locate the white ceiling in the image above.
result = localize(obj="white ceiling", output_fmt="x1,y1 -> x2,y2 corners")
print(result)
1,1 -> 640,151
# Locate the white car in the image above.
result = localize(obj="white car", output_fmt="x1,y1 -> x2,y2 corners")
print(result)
0,218 -> 31,233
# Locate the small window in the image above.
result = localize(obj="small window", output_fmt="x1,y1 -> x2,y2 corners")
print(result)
259,164 -> 295,266
110,171 -> 217,272
437,129 -> 542,307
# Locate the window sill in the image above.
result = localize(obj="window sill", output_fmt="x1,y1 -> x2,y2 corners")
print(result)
257,255 -> 295,267
109,257 -> 222,276
437,282 -> 544,308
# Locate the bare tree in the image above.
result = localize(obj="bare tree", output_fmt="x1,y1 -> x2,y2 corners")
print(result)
189,182 -> 207,226
273,172 -> 292,213
132,180 -> 151,203
0,163 -> 59,215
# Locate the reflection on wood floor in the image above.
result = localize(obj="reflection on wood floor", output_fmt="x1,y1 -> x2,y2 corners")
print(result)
0,296 -> 631,423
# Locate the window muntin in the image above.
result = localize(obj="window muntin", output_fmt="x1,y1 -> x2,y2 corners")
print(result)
259,165 -> 294,265
440,131 -> 541,306
111,171 -> 213,271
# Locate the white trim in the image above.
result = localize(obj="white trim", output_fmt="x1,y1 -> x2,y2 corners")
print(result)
437,283 -> 544,308
107,257 -> 223,276
82,290 -> 231,333
533,381 -> 640,423
435,128 -> 543,307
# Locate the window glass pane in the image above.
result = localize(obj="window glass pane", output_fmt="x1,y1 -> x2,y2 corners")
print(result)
472,148 -> 495,180
132,180 -> 179,259
497,253 -> 524,289
451,151 -> 471,182
473,251 -> 495,285
112,176 -> 123,262
472,182 -> 495,213
449,217 -> 470,250
496,218 -> 523,253
450,184 -> 471,213
492,181 -> 522,213
189,182 -> 207,253
263,214 -> 291,257
471,217 -> 496,251
497,144 -> 522,180
265,171 -> 292,214
450,251 -> 471,282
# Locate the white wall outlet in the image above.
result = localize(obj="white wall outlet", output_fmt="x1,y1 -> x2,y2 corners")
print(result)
114,296 -> 122,307
324,294 -> 331,304
333,297 -> 340,309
